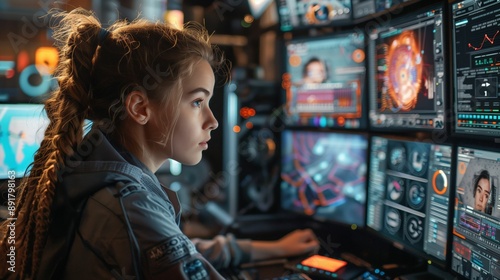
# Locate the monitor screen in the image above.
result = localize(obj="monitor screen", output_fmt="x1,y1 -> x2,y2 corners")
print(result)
0,104 -> 48,179
280,130 -> 368,227
451,146 -> 500,279
451,0 -> 500,139
276,0 -> 352,32
0,19 -> 58,103
366,136 -> 452,265
283,31 -> 367,129
368,3 -> 446,131
352,0 -> 412,19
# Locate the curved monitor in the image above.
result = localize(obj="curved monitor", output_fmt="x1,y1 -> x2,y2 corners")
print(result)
280,129 -> 368,228
451,146 -> 500,279
366,136 -> 452,267
451,0 -> 500,139
367,3 -> 447,131
283,31 -> 367,129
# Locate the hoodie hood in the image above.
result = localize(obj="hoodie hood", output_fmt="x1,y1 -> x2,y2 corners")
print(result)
53,128 -> 168,209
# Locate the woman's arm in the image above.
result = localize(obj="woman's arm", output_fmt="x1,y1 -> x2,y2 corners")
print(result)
250,229 -> 320,262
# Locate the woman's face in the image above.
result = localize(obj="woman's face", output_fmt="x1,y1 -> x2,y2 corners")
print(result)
475,177 -> 491,212
166,59 -> 218,165
305,61 -> 326,83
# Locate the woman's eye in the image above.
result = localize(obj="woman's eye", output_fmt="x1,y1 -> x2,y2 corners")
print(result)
193,99 -> 203,108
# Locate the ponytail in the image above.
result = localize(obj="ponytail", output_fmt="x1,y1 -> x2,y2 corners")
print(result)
0,7 -> 227,279
0,8 -> 106,279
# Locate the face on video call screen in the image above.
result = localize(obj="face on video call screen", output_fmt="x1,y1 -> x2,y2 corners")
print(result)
0,104 -> 48,179
280,130 -> 368,227
452,0 -> 500,138
277,0 -> 352,31
283,32 -> 366,129
452,146 -> 500,279
366,136 -> 452,263
368,4 -> 446,131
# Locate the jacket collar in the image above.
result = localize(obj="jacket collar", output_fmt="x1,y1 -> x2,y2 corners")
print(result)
54,128 -> 168,208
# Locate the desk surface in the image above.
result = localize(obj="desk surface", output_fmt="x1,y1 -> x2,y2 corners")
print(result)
221,214 -> 448,280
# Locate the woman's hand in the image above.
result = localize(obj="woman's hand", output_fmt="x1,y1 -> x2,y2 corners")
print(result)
275,229 -> 320,257
250,229 -> 320,261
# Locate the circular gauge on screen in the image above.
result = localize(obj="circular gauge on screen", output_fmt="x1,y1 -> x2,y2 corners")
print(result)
404,214 -> 424,244
385,207 -> 402,235
389,145 -> 406,171
387,176 -> 405,203
432,169 -> 448,195
408,144 -> 428,177
407,181 -> 425,210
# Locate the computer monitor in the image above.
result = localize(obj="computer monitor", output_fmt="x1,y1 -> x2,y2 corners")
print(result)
0,18 -> 57,103
366,136 -> 452,267
280,129 -> 368,228
367,3 -> 447,131
276,0 -> 353,32
451,0 -> 500,139
0,103 -> 49,179
351,0 -> 412,20
283,31 -> 367,129
451,146 -> 500,279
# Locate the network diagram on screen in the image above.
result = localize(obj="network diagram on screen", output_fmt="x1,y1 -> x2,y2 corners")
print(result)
280,130 -> 368,227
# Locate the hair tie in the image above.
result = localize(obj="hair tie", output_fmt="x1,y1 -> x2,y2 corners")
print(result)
98,28 -> 110,46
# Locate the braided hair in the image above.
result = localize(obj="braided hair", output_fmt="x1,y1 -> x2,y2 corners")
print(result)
0,8 -> 226,279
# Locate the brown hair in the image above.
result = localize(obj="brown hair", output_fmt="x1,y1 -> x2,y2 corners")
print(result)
0,8 -> 226,279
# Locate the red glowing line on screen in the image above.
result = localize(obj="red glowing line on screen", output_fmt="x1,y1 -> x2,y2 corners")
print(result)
468,30 -> 500,51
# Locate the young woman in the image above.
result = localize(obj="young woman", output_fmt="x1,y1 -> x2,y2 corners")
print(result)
473,170 -> 491,213
0,8 -> 319,279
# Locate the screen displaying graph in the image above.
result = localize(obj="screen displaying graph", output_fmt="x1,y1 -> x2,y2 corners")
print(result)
452,0 -> 500,137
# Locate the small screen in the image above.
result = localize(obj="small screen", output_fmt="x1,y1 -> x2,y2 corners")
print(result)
366,136 -> 452,264
0,104 -> 48,179
283,31 -> 367,129
276,0 -> 352,32
451,0 -> 500,138
451,146 -> 500,279
352,0 -> 378,19
352,0 -> 412,19
368,3 -> 446,131
301,255 -> 348,272
280,130 -> 368,227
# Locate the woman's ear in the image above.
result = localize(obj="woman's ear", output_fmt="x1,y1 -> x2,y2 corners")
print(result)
125,90 -> 152,125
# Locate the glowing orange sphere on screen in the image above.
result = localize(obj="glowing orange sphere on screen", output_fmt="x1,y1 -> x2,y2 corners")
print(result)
386,31 -> 422,112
